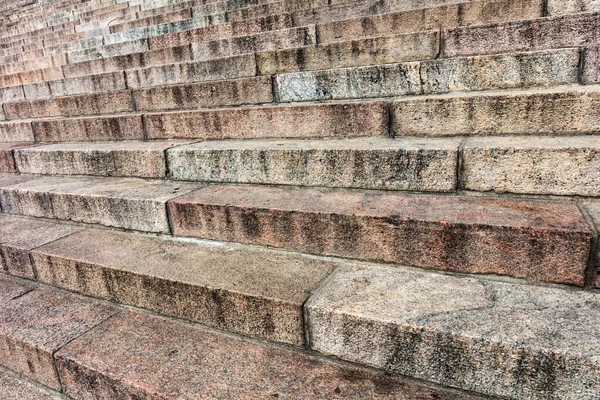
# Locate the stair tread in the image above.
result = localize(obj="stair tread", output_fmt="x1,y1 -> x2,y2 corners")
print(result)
0,367 -> 64,400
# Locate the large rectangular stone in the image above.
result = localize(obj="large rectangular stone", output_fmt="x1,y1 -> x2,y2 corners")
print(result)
0,143 -> 34,172
33,229 -> 337,345
32,114 -> 144,142
0,286 -> 116,390
109,8 -> 192,33
0,274 -> 34,301
0,173 -> 36,188
168,137 -> 459,191
4,90 -> 133,120
144,101 -> 389,139
190,26 -> 316,61
443,12 -> 600,57
306,264 -> 600,400
0,176 -> 202,232
0,121 -> 34,143
317,0 -> 543,44
547,0 -> 600,15
15,141 -> 190,178
168,185 -> 591,285
133,76 -> 273,111
228,0 -> 327,20
125,54 -> 256,88
55,311 -> 484,399
0,214 -> 81,279
421,49 -> 579,94
67,39 -> 149,64
0,366 -> 64,400
462,135 -> 600,196
276,63 -> 422,102
0,86 -> 24,104
392,86 -> 600,136
0,67 -> 63,87
257,31 -> 439,75
23,72 -> 127,100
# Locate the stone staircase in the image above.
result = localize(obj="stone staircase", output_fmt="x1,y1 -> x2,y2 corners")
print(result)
1,0 -> 600,398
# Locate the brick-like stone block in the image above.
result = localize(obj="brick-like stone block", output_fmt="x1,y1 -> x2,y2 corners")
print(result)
0,122 -> 34,143
32,114 -> 143,142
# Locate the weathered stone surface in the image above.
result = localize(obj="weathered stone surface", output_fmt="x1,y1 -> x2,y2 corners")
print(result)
63,44 -> 192,78
33,229 -> 337,345
547,0 -> 600,16
0,121 -> 34,143
257,31 -> 439,75
110,8 -> 191,33
0,175 -> 202,232
228,0 -> 327,21
4,91 -> 133,120
23,72 -> 127,100
583,201 -> 600,287
317,0 -> 543,43
15,140 -> 190,178
421,49 -> 579,94
191,26 -> 316,61
0,214 -> 81,279
0,143 -> 35,172
276,62 -> 421,102
0,366 -> 64,400
0,67 -> 63,87
392,86 -> 600,136
443,12 -> 600,57
462,135 -> 600,196
0,86 -> 24,104
0,286 -> 116,390
56,311 -> 485,399
133,76 -> 273,111
0,274 -> 34,302
0,173 -> 36,188
306,264 -> 600,400
148,13 -> 293,49
169,185 -> 591,285
125,54 -> 256,88
582,45 -> 600,84
145,101 -> 388,139
168,137 -> 459,191
67,39 -> 149,64
32,114 -> 144,142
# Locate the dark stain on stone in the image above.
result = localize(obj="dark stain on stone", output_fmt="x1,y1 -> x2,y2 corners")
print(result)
240,209 -> 262,238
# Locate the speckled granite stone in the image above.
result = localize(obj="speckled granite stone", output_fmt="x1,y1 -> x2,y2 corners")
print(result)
169,185 -> 591,285
33,229 -> 337,345
0,285 -> 117,390
306,264 -> 600,400
0,367 -> 65,399
0,274 -> 34,302
0,173 -> 36,189
55,311 -> 486,400
0,214 -> 81,279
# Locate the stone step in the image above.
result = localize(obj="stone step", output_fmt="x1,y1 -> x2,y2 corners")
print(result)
0,214 -> 81,278
461,135 -> 600,197
316,0 -> 543,44
31,113 -> 144,142
548,0 -> 600,16
0,366 -> 66,400
0,67 -> 63,88
67,38 -> 150,64
0,174 -> 202,232
0,274 -> 486,399
305,264 -> 600,400
144,100 -> 389,139
31,227 -> 337,345
227,0 -> 327,21
14,140 -> 193,178
391,85 -> 600,136
168,184 -> 592,286
0,121 -> 34,142
22,71 -> 126,100
167,137 -> 460,191
275,48 -> 578,102
0,143 -> 35,172
0,276 -> 117,390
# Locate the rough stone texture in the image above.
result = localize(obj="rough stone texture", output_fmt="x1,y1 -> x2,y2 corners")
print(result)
169,185 -> 591,285
0,367 -> 65,400
133,76 -> 273,111
33,229 -> 337,345
276,62 -> 422,102
14,140 -> 191,178
0,214 -> 81,279
0,173 -> 36,188
125,54 -> 256,88
4,91 -> 133,120
67,39 -> 149,64
421,49 -> 579,94
0,286 -> 116,390
443,12 -> 600,57
0,274 -> 34,302
462,135 -> 600,196
317,0 -> 543,44
0,121 -> 34,143
547,0 -> 600,16
63,44 -> 193,78
306,264 -> 600,400
0,67 -> 63,88
228,0 -> 327,20
0,143 -> 35,172
0,175 -> 202,232
148,13 -> 293,49
0,86 -> 25,104
392,86 -> 600,136
190,26 -> 316,61
22,72 -> 127,100
145,101 -> 389,139
32,114 -> 144,142
168,137 -> 459,191
582,45 -> 600,84
55,311 -> 485,400
257,31 -> 439,75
